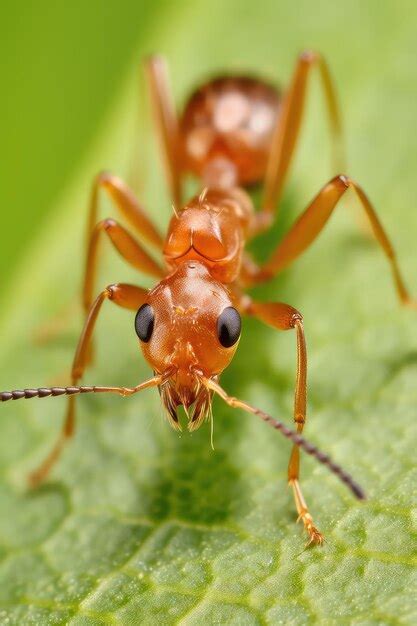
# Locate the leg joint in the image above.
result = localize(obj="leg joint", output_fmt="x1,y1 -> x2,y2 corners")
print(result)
101,217 -> 117,231
300,50 -> 319,64
95,170 -> 114,188
105,284 -> 119,301
91,218 -> 118,236
291,313 -> 303,328
335,174 -> 351,189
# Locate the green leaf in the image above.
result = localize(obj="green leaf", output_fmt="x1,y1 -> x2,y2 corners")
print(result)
0,1 -> 416,624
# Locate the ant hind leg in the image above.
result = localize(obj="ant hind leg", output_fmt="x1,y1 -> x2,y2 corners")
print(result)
145,56 -> 182,207
245,175 -> 416,311
252,50 -> 343,234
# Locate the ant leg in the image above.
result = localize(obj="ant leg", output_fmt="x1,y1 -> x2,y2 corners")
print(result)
28,283 -> 147,487
34,173 -> 163,344
88,172 -> 163,250
245,175 -> 416,308
244,299 -> 323,545
255,51 -> 343,232
145,55 -> 182,207
83,218 -> 164,314
81,218 -> 163,373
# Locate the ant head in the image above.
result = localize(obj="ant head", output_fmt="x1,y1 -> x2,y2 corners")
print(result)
134,261 -> 241,429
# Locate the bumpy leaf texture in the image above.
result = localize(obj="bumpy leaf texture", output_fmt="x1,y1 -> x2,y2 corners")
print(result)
0,1 -> 416,624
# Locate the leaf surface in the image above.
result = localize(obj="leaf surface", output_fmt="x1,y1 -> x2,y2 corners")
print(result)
0,1 -> 416,624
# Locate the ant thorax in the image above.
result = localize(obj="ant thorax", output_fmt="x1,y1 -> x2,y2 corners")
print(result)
164,187 -> 253,283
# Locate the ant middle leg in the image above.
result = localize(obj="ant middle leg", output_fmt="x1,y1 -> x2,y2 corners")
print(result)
34,173 -> 163,344
88,171 -> 164,250
83,218 -> 164,313
252,51 -> 343,234
243,298 -> 323,544
28,283 -> 148,487
81,219 -> 164,371
244,175 -> 416,309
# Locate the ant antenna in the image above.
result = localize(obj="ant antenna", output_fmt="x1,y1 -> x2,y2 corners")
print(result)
1,376 -> 365,501
204,377 -> 366,501
0,376 -> 162,403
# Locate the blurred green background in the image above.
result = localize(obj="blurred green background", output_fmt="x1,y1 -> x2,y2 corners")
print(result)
0,1 -> 416,624
2,0 -> 416,298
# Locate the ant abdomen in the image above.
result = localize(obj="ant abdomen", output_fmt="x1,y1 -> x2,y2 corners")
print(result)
180,76 -> 281,187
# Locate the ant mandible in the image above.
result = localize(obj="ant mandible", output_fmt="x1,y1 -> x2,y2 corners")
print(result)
1,52 -> 415,545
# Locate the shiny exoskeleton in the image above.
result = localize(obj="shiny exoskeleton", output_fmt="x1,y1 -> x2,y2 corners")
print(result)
181,76 -> 281,185
2,52 -> 414,546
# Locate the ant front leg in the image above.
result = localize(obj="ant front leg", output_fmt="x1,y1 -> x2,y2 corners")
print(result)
244,299 -> 323,545
29,283 -> 148,487
254,51 -> 343,232
246,175 -> 416,309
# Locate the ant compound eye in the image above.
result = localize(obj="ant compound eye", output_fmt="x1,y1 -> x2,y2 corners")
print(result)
135,304 -> 155,342
217,307 -> 241,348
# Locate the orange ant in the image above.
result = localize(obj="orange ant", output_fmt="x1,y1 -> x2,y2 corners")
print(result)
1,53 -> 415,545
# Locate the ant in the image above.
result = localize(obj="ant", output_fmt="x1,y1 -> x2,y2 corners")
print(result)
1,52 -> 415,545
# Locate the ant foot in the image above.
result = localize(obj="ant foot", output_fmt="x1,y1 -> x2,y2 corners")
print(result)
297,510 -> 324,546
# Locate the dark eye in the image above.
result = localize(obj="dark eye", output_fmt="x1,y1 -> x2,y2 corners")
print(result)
135,304 -> 154,342
217,307 -> 241,348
